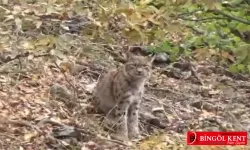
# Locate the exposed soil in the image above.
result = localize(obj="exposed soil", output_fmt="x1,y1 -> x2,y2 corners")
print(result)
0,49 -> 250,149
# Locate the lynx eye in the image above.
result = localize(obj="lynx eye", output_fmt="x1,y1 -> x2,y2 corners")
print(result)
142,64 -> 149,68
127,64 -> 136,69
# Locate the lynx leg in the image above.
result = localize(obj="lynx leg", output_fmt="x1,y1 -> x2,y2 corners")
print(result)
113,96 -> 132,141
128,100 -> 141,139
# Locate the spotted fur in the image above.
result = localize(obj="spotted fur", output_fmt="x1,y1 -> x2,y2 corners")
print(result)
94,52 -> 154,141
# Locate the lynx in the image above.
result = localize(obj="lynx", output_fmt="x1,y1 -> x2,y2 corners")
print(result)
93,50 -> 154,141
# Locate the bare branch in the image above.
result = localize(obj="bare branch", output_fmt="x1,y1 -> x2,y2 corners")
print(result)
209,9 -> 250,25
181,16 -> 227,22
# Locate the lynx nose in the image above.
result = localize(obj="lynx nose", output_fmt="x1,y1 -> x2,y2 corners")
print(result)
136,68 -> 143,75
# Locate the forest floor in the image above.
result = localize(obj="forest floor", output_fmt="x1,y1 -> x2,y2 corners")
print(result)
1,46 -> 250,150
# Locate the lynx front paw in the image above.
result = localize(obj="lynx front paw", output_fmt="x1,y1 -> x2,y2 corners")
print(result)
128,130 -> 140,140
111,132 -> 129,142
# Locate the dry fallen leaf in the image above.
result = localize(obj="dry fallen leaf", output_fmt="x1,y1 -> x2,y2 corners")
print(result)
14,17 -> 22,31
2,0 -> 8,5
24,131 -> 38,142
35,20 -> 43,29
22,41 -> 35,50
12,5 -> 22,15
208,89 -> 220,95
85,82 -> 96,93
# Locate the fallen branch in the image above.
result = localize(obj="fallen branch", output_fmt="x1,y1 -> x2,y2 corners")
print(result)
209,9 -> 250,25
0,118 -> 43,134
190,65 -> 204,85
0,133 -> 22,142
185,25 -> 204,34
177,8 -> 250,25
54,62 -> 78,101
0,69 -> 33,74
181,16 -> 227,22
0,52 -> 29,65
0,52 -> 50,65
37,118 -> 66,127
99,136 -> 133,147
147,87 -> 200,100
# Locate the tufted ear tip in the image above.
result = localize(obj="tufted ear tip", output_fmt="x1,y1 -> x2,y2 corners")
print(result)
126,46 -> 149,59
125,46 -> 136,60
149,53 -> 155,64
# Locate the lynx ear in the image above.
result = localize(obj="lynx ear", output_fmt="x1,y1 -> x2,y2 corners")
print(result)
148,53 -> 155,64
125,46 -> 136,61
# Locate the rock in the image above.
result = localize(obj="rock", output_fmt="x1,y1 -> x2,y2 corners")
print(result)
140,112 -> 166,129
52,126 -> 82,140
50,84 -> 72,101
154,53 -> 170,63
191,101 -> 218,112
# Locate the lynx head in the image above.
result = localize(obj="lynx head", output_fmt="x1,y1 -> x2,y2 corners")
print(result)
123,51 -> 155,80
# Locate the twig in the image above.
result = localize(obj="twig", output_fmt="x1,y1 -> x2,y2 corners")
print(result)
2,119 -> 43,133
244,0 -> 250,5
53,62 -> 78,101
209,9 -> 250,25
0,52 -> 29,65
100,105 -> 125,138
0,69 -> 36,75
185,25 -> 204,34
143,95 -> 180,120
177,8 -> 250,25
224,111 -> 245,131
0,5 -> 11,12
148,87 -> 199,99
87,42 -> 146,49
99,136 -> 133,147
177,10 -> 201,17
178,57 -> 204,85
0,133 -> 22,142
100,105 -> 117,127
181,16 -> 227,22
37,118 -> 66,127
190,66 -> 204,85
0,52 -> 50,65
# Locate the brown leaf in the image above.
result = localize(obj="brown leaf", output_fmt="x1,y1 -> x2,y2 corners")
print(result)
14,17 -> 22,31
24,131 -> 38,142
208,90 -> 220,95
35,20 -> 43,29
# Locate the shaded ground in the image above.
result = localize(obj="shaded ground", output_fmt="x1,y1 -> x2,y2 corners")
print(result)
0,48 -> 250,149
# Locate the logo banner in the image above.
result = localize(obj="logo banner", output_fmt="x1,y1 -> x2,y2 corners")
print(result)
187,131 -> 248,145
